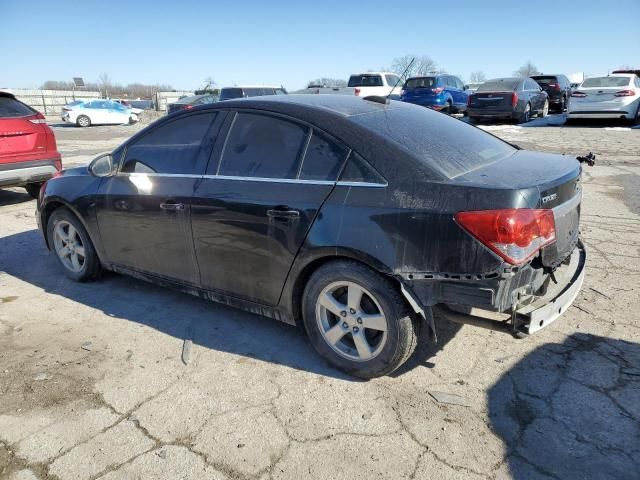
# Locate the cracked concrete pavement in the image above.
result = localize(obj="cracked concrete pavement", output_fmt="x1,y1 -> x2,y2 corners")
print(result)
1,114 -> 639,479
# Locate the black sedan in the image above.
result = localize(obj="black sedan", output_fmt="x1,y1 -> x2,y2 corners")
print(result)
467,77 -> 549,123
36,95 -> 585,378
166,94 -> 218,114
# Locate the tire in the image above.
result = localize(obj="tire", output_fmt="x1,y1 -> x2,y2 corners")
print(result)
558,96 -> 566,113
518,103 -> 531,124
468,116 -> 479,124
539,99 -> 549,118
442,100 -> 452,115
47,207 -> 101,282
24,182 -> 44,198
302,260 -> 419,379
76,115 -> 91,128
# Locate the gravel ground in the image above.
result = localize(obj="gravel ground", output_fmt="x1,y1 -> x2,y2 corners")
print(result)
0,113 -> 639,480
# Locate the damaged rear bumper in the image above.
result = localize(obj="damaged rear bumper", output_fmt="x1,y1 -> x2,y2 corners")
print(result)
434,240 -> 586,335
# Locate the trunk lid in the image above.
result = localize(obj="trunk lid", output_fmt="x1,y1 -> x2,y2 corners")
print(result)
468,91 -> 514,111
456,150 -> 582,267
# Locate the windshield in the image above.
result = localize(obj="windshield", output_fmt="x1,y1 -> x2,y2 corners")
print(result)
219,88 -> 244,100
582,76 -> 630,88
404,77 -> 438,89
532,76 -> 557,86
350,104 -> 516,179
348,75 -> 383,87
477,78 -> 521,92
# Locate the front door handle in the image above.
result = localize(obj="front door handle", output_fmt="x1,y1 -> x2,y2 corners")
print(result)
160,202 -> 185,211
267,207 -> 300,219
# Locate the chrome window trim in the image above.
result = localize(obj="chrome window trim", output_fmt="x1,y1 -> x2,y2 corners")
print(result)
113,172 -> 386,187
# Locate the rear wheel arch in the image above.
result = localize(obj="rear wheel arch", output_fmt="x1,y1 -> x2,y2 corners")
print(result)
288,251 -> 405,329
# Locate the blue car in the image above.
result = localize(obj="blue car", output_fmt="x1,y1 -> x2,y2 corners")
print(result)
400,74 -> 469,114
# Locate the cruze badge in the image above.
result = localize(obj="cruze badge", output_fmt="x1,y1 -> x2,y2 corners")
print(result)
541,193 -> 557,204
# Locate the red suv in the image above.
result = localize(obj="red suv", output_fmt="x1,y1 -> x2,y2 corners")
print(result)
0,92 -> 62,197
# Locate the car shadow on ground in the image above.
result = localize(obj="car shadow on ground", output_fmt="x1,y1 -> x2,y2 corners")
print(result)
0,229 -> 459,380
0,188 -> 32,206
489,333 -> 640,479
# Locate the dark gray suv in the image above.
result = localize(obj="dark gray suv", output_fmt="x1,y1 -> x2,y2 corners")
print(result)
531,74 -> 572,112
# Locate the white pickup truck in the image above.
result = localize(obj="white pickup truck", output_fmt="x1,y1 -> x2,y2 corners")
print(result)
347,72 -> 404,98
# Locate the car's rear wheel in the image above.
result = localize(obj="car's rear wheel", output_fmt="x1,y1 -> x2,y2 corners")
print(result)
442,100 -> 452,115
47,208 -> 101,282
302,260 -> 418,379
77,115 -> 91,128
25,182 -> 43,198
518,103 -> 531,124
559,95 -> 566,113
539,99 -> 549,118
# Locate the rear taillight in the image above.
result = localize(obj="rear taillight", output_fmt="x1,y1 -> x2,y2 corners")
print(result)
511,92 -> 518,107
467,94 -> 472,106
433,87 -> 444,94
455,209 -> 556,265
62,107 -> 72,112
354,88 -> 361,96
27,112 -> 46,124
571,91 -> 587,98
614,89 -> 636,97
548,83 -> 561,91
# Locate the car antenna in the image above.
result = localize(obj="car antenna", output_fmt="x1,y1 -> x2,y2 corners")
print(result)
364,58 -> 416,105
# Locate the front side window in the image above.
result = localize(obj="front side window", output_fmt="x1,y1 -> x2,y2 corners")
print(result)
218,113 -> 307,179
121,113 -> 216,174
300,131 -> 349,181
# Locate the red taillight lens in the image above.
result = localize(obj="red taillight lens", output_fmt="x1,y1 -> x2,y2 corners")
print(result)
354,88 -> 361,96
511,92 -> 518,107
614,89 -> 636,97
433,87 -> 444,94
455,209 -> 556,265
184,105 -> 194,110
27,112 -> 46,124
571,91 -> 587,98
548,83 -> 561,91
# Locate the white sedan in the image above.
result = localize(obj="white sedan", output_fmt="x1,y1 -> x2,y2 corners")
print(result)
61,100 -> 138,127
568,74 -> 640,122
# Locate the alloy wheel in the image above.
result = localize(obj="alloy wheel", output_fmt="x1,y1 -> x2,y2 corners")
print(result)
53,220 -> 86,273
315,281 -> 388,362
78,116 -> 90,127
542,100 -> 549,117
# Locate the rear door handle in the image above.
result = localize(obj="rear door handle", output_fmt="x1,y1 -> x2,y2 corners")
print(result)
267,207 -> 300,218
160,202 -> 185,211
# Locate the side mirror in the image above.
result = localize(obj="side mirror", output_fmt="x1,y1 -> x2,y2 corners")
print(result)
89,153 -> 114,177
463,85 -> 468,91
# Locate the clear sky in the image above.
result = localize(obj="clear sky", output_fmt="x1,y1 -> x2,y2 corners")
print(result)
1,0 -> 638,91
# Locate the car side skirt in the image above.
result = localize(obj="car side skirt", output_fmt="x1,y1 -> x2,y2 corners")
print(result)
109,264 -> 296,325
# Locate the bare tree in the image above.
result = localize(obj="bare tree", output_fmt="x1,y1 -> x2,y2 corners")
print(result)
514,61 -> 541,78
307,78 -> 347,88
98,73 -> 112,97
390,54 -> 438,79
469,71 -> 487,83
202,76 -> 216,89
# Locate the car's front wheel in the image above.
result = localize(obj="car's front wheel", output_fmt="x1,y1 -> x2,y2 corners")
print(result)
47,208 -> 101,281
24,182 -> 44,198
76,115 -> 91,127
302,260 -> 418,378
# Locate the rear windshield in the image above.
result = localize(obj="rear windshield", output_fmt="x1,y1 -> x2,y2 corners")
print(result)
477,79 -> 521,92
404,77 -> 438,88
0,96 -> 36,117
219,88 -> 244,100
531,76 -> 557,85
348,75 -> 383,87
350,105 -> 516,179
582,76 -> 630,88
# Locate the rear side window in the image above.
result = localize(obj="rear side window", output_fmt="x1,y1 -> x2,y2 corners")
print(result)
385,74 -> 401,87
582,76 -> 630,88
121,113 -> 216,174
0,96 -> 35,117
219,113 -> 307,179
348,75 -> 383,87
350,106 -> 516,179
300,131 -> 349,181
340,152 -> 386,184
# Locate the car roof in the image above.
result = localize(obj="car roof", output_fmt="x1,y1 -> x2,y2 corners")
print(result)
222,85 -> 282,89
0,91 -> 16,99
